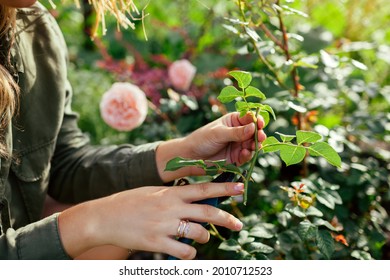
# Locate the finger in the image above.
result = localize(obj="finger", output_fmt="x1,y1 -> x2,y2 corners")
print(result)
183,204 -> 243,232
258,129 -> 267,142
177,182 -> 244,202
161,238 -> 197,260
228,141 -> 252,165
169,220 -> 210,244
240,138 -> 254,150
240,129 -> 266,150
256,115 -> 265,130
231,112 -> 265,129
237,149 -> 253,165
231,112 -> 253,126
249,130 -> 267,150
232,115 -> 265,142
246,132 -> 267,151
210,123 -> 252,144
187,223 -> 210,244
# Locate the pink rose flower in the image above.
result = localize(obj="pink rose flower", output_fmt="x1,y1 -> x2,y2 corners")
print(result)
100,82 -> 148,131
168,59 -> 196,91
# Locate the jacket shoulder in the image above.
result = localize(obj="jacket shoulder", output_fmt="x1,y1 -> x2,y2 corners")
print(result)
16,2 -> 67,49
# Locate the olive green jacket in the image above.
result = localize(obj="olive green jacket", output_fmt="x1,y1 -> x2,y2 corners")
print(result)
0,3 -> 164,259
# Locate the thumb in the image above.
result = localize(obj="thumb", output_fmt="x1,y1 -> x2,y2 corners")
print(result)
223,122 -> 255,142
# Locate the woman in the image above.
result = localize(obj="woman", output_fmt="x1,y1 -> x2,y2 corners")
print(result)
0,0 -> 266,259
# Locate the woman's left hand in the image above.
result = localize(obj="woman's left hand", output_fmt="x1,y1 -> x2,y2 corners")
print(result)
185,112 -> 266,166
157,112 -> 266,182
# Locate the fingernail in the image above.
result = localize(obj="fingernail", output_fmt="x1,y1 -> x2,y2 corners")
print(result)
234,183 -> 244,192
235,220 -> 243,230
243,123 -> 254,135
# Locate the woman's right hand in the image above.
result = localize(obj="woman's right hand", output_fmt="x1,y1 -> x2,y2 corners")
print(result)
58,182 -> 244,260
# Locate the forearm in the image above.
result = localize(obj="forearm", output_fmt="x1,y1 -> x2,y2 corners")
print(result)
50,141 -> 164,203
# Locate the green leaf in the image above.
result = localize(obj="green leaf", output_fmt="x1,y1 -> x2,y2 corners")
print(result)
288,101 -> 307,113
219,239 -> 241,252
235,101 -> 250,117
235,101 -> 249,110
261,104 -> 276,120
277,211 -> 292,227
238,230 -> 255,245
245,102 -> 264,110
165,157 -> 205,171
204,160 -> 241,175
204,160 -> 242,176
316,191 -> 336,209
329,190 -> 343,205
263,138 -> 307,166
259,111 -> 270,127
245,86 -> 266,100
314,218 -> 339,231
295,59 -> 318,69
221,24 -> 239,35
281,5 -> 308,18
279,144 -> 306,166
351,250 -> 373,260
285,203 -> 306,218
296,130 -> 322,145
262,136 -> 282,153
298,220 -> 318,241
247,242 -> 274,254
253,253 -> 269,260
305,206 -> 323,217
244,26 -> 261,42
238,250 -> 255,260
275,132 -> 296,142
249,225 -> 274,239
205,166 -> 219,176
221,163 -> 242,174
308,142 -> 342,167
229,70 -> 252,89
218,86 -> 243,103
316,230 -> 335,259
209,159 -> 228,169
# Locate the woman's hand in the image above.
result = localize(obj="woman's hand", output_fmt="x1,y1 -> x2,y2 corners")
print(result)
156,112 -> 266,182
184,112 -> 266,165
58,181 -> 244,260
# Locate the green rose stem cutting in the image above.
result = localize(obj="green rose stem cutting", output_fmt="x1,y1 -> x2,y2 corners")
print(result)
166,70 -> 341,205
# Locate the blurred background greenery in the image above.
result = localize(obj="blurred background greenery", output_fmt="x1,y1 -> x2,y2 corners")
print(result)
44,0 -> 389,260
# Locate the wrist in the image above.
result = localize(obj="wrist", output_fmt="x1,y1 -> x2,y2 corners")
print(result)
156,137 -> 198,182
58,200 -> 102,258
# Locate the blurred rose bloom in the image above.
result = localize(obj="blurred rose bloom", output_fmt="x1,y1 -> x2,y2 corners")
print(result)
168,59 -> 196,91
100,82 -> 148,131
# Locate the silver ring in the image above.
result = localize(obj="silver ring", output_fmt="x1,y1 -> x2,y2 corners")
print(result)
177,220 -> 190,238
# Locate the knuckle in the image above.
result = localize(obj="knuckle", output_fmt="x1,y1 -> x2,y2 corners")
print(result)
198,182 -> 210,196
224,183 -> 231,194
200,204 -> 214,218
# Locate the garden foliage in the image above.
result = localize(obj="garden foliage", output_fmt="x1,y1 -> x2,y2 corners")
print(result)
46,0 -> 389,260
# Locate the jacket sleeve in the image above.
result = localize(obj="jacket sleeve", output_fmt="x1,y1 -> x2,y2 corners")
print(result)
42,4 -> 167,203
0,214 -> 70,259
48,78 -> 166,203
